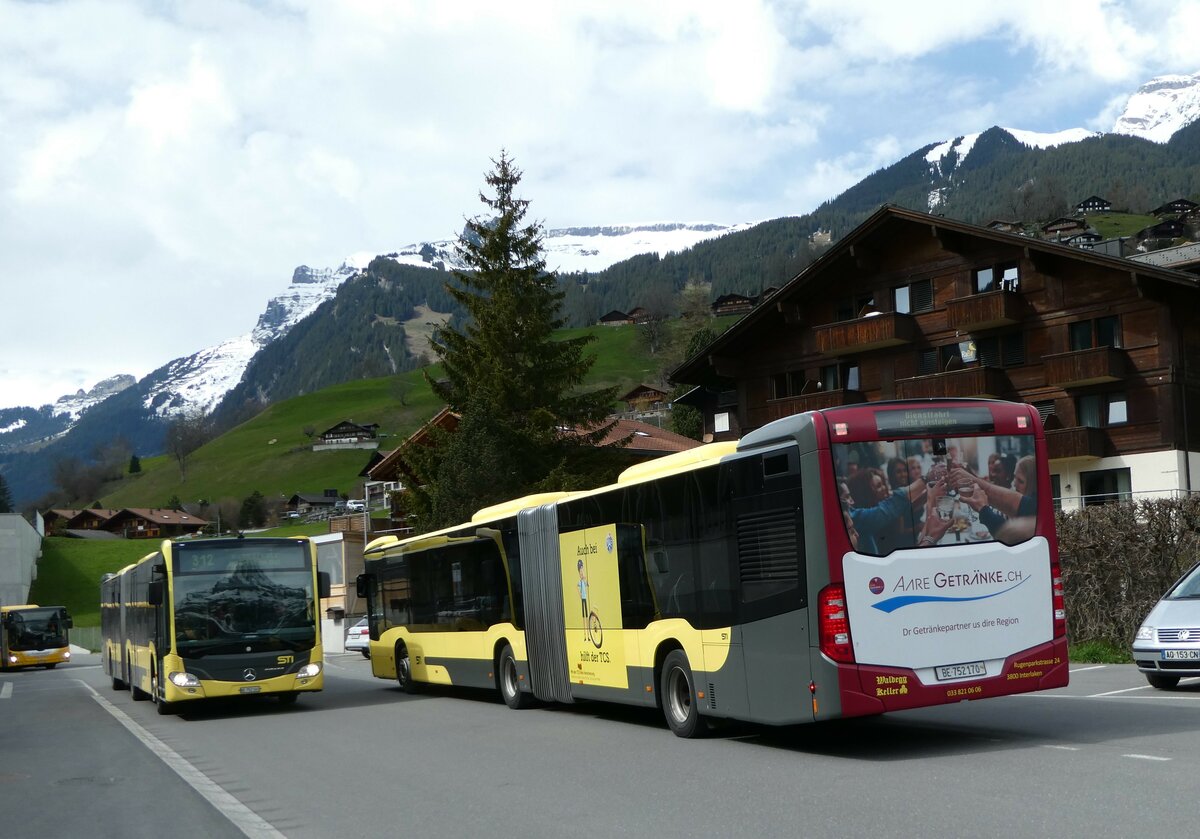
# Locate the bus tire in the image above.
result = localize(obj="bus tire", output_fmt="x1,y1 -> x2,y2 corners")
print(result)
112,675 -> 127,691
152,671 -> 174,715
43,663 -> 56,669
660,650 -> 707,739
498,643 -> 533,710
277,692 -> 299,705
1147,673 -> 1180,690
130,682 -> 148,701
395,642 -> 418,694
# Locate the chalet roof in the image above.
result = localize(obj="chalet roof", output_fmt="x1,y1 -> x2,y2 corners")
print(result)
588,418 -> 700,455
65,508 -> 119,525
1151,198 -> 1198,215
1075,195 -> 1110,206
365,406 -> 460,482
672,203 -> 1200,386
598,310 -> 630,322
712,293 -> 753,305
106,508 -> 208,526
288,493 -> 342,506
42,508 -> 83,521
1042,216 -> 1085,231
320,420 -> 380,436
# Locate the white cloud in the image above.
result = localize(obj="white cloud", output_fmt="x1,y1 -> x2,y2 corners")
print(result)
3,0 -> 1200,409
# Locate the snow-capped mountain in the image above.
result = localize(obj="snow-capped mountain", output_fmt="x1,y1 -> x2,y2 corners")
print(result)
138,261 -> 365,417
387,222 -> 750,275
51,374 -> 137,421
1112,71 -> 1200,143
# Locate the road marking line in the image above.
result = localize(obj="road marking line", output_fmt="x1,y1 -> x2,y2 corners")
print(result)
75,680 -> 284,839
1042,745 -> 1080,751
1090,685 -> 1153,697
1124,754 -> 1171,762
0,682 -> 11,699
1069,665 -> 1107,673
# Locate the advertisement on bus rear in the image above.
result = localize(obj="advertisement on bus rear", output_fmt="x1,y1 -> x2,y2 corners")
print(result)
842,538 -> 1053,675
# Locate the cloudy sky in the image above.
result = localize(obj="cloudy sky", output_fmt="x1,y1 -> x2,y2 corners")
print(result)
2,0 -> 1198,410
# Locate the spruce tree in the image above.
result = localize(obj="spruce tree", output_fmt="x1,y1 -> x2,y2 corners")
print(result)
407,152 -> 622,529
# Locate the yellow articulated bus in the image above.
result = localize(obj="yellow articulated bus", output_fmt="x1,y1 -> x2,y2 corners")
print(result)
1,604 -> 73,670
358,400 -> 1068,737
101,536 -> 330,715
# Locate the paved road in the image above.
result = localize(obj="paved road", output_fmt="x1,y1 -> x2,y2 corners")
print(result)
2,654 -> 1195,837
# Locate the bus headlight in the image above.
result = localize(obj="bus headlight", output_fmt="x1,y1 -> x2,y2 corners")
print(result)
1135,625 -> 1155,641
169,671 -> 201,687
297,663 -> 321,678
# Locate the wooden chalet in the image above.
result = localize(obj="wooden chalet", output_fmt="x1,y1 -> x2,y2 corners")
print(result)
40,509 -> 82,535
1041,217 -> 1087,238
627,307 -> 651,324
1063,231 -> 1103,248
1137,218 -> 1189,242
104,508 -> 207,539
288,491 -> 344,513
1151,198 -> 1199,217
598,310 -> 633,327
65,509 -> 119,531
711,293 -> 755,316
987,219 -> 1024,235
1075,195 -> 1112,214
619,383 -> 669,413
318,421 -> 379,446
672,204 -> 1200,509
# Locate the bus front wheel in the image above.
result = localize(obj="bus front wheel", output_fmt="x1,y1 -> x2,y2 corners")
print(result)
498,643 -> 533,710
395,642 -> 418,694
660,650 -> 707,739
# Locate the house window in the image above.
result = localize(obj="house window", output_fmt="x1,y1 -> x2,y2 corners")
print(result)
1080,467 -> 1131,506
974,262 -> 1020,293
819,362 -> 860,391
917,348 -> 938,376
1033,400 -> 1056,426
714,412 -> 730,433
771,371 -> 810,399
975,333 -> 1025,368
1077,392 -> 1127,428
1069,315 -> 1122,351
939,344 -> 962,371
1050,474 -> 1063,511
835,294 -> 875,322
893,279 -> 933,314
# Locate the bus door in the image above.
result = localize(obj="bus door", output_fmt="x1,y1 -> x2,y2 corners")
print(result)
726,451 -> 811,724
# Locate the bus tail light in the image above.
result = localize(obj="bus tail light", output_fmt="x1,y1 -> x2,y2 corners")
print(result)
1051,563 -> 1066,638
819,583 -> 855,663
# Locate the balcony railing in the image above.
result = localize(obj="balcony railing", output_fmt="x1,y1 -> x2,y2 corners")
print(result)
946,290 -> 1023,331
894,366 -> 1011,400
1045,425 -> 1107,460
813,312 -> 916,355
1043,346 -> 1126,389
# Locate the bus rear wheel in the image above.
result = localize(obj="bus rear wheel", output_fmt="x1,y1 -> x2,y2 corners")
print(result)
395,642 -> 418,694
498,643 -> 533,710
660,650 -> 707,739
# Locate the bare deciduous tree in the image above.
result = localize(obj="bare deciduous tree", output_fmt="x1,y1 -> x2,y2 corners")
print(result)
164,410 -> 212,482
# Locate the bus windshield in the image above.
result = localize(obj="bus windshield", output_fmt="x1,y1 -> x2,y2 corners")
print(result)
171,542 -> 316,655
833,433 -> 1039,556
4,608 -> 68,651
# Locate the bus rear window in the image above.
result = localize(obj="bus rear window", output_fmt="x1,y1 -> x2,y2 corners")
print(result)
833,434 -> 1039,556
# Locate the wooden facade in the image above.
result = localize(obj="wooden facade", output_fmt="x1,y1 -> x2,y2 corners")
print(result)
673,205 -> 1200,503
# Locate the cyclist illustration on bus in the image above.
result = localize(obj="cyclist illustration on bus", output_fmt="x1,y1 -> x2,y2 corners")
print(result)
577,558 -> 603,648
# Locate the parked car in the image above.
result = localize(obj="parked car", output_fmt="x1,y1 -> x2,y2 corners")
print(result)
345,617 -> 370,657
1132,561 -> 1200,689
346,500 -> 366,512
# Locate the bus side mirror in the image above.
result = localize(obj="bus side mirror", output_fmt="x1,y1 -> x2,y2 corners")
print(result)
317,571 -> 331,600
63,615 -> 74,630
148,581 -> 164,606
356,574 -> 371,599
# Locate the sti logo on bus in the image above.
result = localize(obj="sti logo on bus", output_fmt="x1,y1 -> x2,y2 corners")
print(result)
869,577 -> 885,595
277,655 -> 294,665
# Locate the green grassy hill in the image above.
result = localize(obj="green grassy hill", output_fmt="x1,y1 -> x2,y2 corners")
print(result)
99,323 -> 676,510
